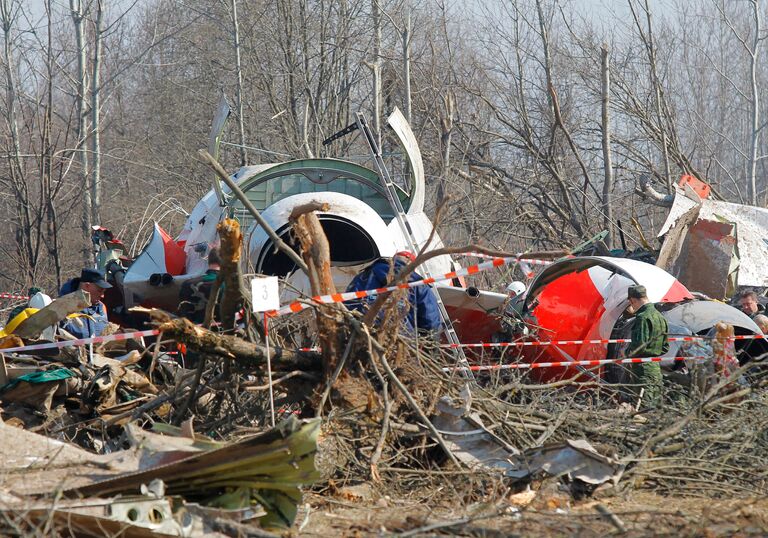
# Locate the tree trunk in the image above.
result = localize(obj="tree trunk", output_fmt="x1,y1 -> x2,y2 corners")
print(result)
44,0 -> 61,287
1,0 -> 36,280
402,3 -> 411,123
70,0 -> 91,265
747,0 -> 761,206
600,44 -> 614,248
371,0 -> 382,148
643,0 -> 672,192
216,218 -> 245,332
438,92 -> 454,206
90,0 -> 103,227
231,0 -> 247,166
289,202 -> 342,378
156,315 -> 321,370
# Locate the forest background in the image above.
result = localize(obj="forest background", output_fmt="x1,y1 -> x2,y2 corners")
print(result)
1,0 -> 765,294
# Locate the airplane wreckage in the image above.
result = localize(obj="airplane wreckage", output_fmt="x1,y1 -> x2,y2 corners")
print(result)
95,107 -> 765,385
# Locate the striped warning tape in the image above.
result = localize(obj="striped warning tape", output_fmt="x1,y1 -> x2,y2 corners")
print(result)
0,329 -> 759,359
732,334 -> 768,341
441,334 -> 767,349
460,252 -> 556,265
268,255 -> 528,317
0,329 -> 160,355
0,293 -> 30,300
443,355 -> 709,373
282,334 -> 766,354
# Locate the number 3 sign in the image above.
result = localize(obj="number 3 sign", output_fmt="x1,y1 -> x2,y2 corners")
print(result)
251,276 -> 280,312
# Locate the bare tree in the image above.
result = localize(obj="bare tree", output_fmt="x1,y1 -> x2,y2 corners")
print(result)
229,0 -> 247,166
601,43 -> 614,247
627,0 -> 673,191
90,0 -> 104,226
713,0 -> 766,205
70,0 -> 91,263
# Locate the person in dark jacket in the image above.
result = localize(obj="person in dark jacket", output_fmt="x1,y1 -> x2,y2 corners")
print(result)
60,268 -> 112,339
178,248 -> 221,324
737,290 -> 765,320
346,251 -> 441,333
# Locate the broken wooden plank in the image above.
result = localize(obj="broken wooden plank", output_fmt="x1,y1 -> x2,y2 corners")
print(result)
13,290 -> 90,339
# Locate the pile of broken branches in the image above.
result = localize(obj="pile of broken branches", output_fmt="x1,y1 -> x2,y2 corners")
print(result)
1,202 -> 766,536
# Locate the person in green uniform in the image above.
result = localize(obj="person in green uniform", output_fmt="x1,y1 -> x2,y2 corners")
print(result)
626,285 -> 669,408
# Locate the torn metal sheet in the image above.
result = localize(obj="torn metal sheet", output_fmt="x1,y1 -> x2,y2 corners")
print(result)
430,392 -> 518,471
656,204 -> 700,272
659,216 -> 738,299
658,185 -> 701,237
2,493 -> 241,537
0,416 -> 320,530
32,496 -> 193,537
663,300 -> 761,335
387,107 -> 425,213
0,421 -> 135,495
66,416 -> 320,530
505,439 -> 623,486
524,256 -> 692,310
517,256 -> 693,383
659,187 -> 768,288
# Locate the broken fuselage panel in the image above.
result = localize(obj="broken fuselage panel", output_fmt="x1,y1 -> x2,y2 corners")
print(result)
122,109 -> 459,317
449,256 -> 762,383
176,109 -> 456,303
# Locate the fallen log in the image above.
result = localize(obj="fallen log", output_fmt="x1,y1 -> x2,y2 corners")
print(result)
154,315 -> 321,370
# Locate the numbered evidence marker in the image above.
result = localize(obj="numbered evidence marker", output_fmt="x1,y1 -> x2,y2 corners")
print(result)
251,276 -> 280,313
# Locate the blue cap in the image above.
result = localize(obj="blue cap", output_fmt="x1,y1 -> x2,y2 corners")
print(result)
80,268 -> 112,289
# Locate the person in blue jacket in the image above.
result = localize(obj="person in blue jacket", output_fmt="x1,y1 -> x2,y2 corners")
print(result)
60,268 -> 112,339
346,251 -> 442,333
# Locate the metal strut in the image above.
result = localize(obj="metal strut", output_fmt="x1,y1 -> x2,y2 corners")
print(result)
353,112 -> 475,380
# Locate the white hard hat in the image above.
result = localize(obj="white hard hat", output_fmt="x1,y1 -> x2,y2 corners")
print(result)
28,292 -> 52,309
506,281 -> 526,297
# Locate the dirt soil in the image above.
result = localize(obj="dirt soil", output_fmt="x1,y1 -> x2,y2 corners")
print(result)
297,489 -> 768,537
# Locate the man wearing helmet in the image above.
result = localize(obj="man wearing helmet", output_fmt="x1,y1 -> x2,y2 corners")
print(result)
506,281 -> 526,299
492,280 -> 530,344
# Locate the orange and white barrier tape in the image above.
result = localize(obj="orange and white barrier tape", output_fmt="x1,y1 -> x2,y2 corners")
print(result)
0,293 -> 30,300
0,329 -> 159,355
461,252 -> 555,265
268,255 -> 528,317
444,355 -> 709,373
731,334 -> 768,341
288,333 -> 766,354
441,334 -> 767,349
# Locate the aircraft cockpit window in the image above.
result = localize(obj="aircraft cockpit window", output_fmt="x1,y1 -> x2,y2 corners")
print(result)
231,171 -> 402,229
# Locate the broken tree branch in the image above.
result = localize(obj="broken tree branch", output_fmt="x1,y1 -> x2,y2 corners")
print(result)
635,174 -> 675,207
198,149 -> 308,274
289,201 -> 344,377
152,314 -> 320,370
366,328 -> 461,468
217,218 -> 247,332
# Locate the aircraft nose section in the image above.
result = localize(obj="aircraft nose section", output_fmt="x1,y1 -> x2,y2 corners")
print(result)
247,192 -> 397,276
